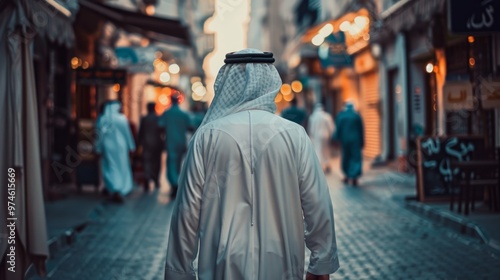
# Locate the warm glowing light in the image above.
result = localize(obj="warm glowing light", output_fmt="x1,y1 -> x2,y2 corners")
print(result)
348,24 -> 362,36
159,94 -> 169,105
194,85 -> 207,96
169,63 -> 180,74
291,81 -> 303,93
71,57 -> 79,67
82,61 -> 89,69
283,92 -> 295,102
318,23 -> 334,37
140,38 -> 149,47
354,16 -> 369,27
312,34 -> 325,46
192,92 -> 203,101
275,93 -> 283,103
192,81 -> 203,91
155,61 -> 167,72
162,87 -> 172,96
281,84 -> 292,95
468,36 -> 475,43
339,21 -> 351,32
160,72 -> 171,83
145,5 -> 155,15
112,83 -> 120,92
153,59 -> 163,67
469,58 -> 476,66
425,63 -> 434,73
363,33 -> 370,41
154,51 -> 163,59
289,53 -> 301,68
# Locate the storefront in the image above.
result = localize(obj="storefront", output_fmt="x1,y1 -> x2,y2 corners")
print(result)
24,0 -> 80,198
371,0 -> 448,166
283,4 -> 382,159
57,0 -> 193,192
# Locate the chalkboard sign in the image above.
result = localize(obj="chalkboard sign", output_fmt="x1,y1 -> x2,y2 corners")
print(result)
416,136 -> 486,202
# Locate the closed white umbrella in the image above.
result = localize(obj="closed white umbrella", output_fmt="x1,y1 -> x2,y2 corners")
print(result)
1,0 -> 49,277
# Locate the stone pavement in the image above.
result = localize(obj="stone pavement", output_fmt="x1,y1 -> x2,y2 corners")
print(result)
26,162 -> 500,280
350,157 -> 500,254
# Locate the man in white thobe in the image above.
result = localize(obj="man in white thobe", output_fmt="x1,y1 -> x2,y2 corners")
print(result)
95,101 -> 136,202
308,101 -> 335,173
165,49 -> 339,280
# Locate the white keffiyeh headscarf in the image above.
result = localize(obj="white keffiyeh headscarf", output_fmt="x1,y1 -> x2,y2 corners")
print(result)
199,49 -> 282,127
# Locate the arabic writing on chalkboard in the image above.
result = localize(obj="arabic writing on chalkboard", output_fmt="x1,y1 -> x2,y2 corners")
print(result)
417,136 -> 485,199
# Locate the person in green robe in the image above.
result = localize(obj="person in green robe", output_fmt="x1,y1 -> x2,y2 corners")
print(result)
158,95 -> 192,198
332,101 -> 364,186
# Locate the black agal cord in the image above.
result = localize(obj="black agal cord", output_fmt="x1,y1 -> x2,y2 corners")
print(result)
224,52 -> 275,64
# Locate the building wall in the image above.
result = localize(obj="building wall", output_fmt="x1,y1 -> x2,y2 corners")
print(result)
247,0 -> 269,51
248,0 -> 293,71
380,33 -> 409,159
406,29 -> 434,137
156,0 -> 179,18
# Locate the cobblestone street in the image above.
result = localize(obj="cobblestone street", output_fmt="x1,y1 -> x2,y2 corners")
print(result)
30,171 -> 500,280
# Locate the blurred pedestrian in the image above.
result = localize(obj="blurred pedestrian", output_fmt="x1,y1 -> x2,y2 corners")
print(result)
138,102 -> 163,192
308,98 -> 335,174
165,49 -> 339,280
158,94 -> 191,198
190,101 -> 207,132
95,101 -> 136,203
281,96 -> 307,129
333,101 -> 364,186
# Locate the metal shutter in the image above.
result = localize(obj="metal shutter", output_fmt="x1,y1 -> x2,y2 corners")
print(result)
360,72 -> 381,158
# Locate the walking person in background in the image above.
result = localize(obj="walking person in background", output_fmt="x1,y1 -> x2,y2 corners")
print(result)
333,101 -> 364,186
190,101 -> 207,132
138,102 -> 163,192
308,97 -> 335,174
165,49 -> 339,280
281,95 -> 308,129
95,101 -> 136,203
158,94 -> 191,198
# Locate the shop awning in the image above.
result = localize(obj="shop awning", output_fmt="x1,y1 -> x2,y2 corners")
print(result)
78,0 -> 191,46
22,0 -> 80,47
282,0 -> 378,65
371,0 -> 446,42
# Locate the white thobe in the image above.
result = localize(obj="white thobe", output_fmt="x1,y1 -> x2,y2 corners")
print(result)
308,107 -> 335,168
95,103 -> 136,196
165,110 -> 339,279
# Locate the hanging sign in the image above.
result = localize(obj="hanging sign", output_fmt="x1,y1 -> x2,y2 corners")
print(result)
75,69 -> 127,85
318,32 -> 352,68
443,81 -> 474,110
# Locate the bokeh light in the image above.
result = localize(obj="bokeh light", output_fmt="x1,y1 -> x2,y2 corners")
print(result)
160,72 -> 171,83
291,81 -> 303,93
169,63 -> 180,74
281,84 -> 292,95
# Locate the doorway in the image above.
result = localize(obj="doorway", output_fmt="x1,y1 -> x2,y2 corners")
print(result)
387,69 -> 398,160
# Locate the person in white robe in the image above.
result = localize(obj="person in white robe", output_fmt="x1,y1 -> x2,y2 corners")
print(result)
165,49 -> 339,280
308,100 -> 335,173
95,101 -> 136,202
